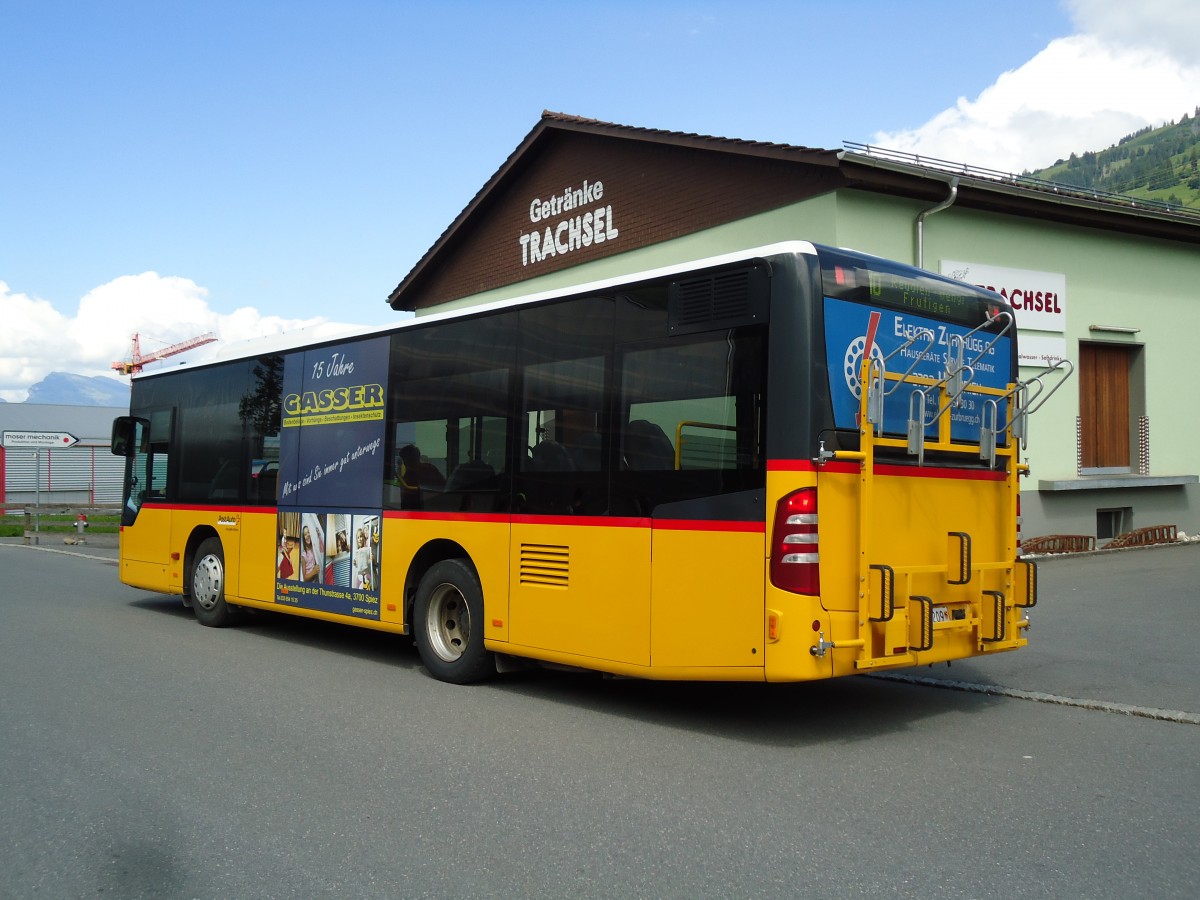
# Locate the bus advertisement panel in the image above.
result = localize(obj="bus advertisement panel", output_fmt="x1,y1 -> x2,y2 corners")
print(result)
275,335 -> 388,620
822,297 -> 1013,442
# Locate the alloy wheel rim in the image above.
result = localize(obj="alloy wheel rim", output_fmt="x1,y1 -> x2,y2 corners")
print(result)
426,582 -> 469,662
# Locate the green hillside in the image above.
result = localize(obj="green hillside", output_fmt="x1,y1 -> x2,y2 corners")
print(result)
1025,107 -> 1200,213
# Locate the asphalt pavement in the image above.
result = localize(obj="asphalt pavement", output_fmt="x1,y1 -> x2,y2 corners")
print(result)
7,532 -> 1196,720
2,529 -> 119,558
2,532 -> 1196,898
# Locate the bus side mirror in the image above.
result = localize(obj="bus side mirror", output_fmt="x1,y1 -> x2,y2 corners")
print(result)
111,416 -> 147,456
111,417 -> 134,456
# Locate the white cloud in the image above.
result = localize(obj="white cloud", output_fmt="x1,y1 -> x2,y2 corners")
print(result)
872,0 -> 1200,172
1,273 -> 358,402
0,283 -> 73,400
1066,0 -> 1200,67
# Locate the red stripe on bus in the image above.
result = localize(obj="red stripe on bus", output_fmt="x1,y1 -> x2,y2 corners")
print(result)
140,502 -> 269,514
511,514 -> 651,528
768,459 -> 1006,482
768,459 -> 855,473
654,519 -> 764,534
874,463 -> 1006,482
384,510 -> 510,524
384,510 -> 761,533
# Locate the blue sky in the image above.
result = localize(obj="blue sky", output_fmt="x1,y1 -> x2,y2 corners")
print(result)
2,0 -> 1197,400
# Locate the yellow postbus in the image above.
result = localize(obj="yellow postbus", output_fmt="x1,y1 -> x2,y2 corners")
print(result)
111,242 -> 1067,683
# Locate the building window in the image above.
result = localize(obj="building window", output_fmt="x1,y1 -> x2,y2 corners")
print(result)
1096,507 -> 1131,540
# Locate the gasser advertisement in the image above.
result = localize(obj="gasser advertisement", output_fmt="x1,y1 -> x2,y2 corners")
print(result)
823,297 -> 1013,443
275,336 -> 388,619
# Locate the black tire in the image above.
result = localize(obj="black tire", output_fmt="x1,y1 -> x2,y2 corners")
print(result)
413,558 -> 493,684
190,537 -> 239,627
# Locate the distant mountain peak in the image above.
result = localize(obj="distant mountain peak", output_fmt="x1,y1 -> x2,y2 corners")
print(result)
24,372 -> 129,406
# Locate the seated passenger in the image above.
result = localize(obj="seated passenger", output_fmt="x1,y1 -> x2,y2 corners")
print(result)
399,444 -> 445,489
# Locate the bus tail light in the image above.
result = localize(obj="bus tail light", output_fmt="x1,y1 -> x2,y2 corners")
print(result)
770,488 -> 819,594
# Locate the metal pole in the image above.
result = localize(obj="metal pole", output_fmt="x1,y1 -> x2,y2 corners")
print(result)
33,450 -> 41,544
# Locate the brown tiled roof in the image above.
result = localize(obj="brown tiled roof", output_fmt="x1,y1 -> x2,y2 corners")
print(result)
536,110 -> 838,160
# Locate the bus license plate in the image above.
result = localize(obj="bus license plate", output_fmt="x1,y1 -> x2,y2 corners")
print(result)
932,605 -> 951,623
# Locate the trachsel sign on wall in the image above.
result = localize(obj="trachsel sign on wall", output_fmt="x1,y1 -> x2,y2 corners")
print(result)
520,178 -> 620,268
941,260 -> 1068,367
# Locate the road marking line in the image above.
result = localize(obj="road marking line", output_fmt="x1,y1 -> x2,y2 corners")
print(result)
873,672 -> 1200,725
0,542 -> 116,563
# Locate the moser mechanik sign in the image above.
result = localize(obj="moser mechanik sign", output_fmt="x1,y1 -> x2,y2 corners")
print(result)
2,431 -> 79,448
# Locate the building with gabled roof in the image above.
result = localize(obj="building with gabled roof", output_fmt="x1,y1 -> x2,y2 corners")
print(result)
386,111 -> 1200,541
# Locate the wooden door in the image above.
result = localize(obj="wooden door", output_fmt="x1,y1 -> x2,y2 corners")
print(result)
1079,343 -> 1131,471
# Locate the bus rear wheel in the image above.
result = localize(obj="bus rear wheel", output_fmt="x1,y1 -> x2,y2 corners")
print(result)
190,537 -> 239,627
413,559 -> 493,684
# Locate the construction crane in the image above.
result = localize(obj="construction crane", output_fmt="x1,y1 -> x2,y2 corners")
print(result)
111,332 -> 218,376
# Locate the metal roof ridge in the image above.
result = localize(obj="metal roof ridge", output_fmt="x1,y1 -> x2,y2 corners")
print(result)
841,142 -> 1200,223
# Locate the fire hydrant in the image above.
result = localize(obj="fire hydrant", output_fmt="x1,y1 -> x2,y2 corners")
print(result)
74,513 -> 88,543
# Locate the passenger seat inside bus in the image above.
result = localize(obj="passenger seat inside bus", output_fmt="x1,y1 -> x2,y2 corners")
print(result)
623,420 -> 675,470
445,458 -> 495,491
572,432 -> 602,470
528,440 -> 574,471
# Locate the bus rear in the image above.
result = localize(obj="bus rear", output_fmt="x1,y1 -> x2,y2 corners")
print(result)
763,245 -> 1053,681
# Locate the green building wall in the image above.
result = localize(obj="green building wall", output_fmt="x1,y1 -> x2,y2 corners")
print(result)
425,188 -> 1199,541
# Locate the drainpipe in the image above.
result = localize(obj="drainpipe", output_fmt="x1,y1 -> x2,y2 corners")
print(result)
916,176 -> 959,270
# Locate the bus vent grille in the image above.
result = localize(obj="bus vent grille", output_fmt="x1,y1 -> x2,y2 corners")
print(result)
520,543 -> 569,589
668,265 -> 769,336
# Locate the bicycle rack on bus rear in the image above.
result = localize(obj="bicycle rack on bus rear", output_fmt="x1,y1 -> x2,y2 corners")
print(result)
981,357 -> 1074,467
816,311 -> 1072,670
864,327 -> 937,431
885,312 -> 1015,465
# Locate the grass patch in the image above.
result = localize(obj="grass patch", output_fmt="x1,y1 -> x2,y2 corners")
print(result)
1,514 -> 120,537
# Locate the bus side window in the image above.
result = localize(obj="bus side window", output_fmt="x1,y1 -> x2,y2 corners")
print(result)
616,329 -> 765,514
520,355 -> 606,516
388,412 -> 507,513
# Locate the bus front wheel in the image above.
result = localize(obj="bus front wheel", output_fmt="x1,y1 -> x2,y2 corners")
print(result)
190,537 -> 238,627
413,559 -> 493,684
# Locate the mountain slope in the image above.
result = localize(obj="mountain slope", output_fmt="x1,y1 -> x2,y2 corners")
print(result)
1025,107 -> 1200,213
